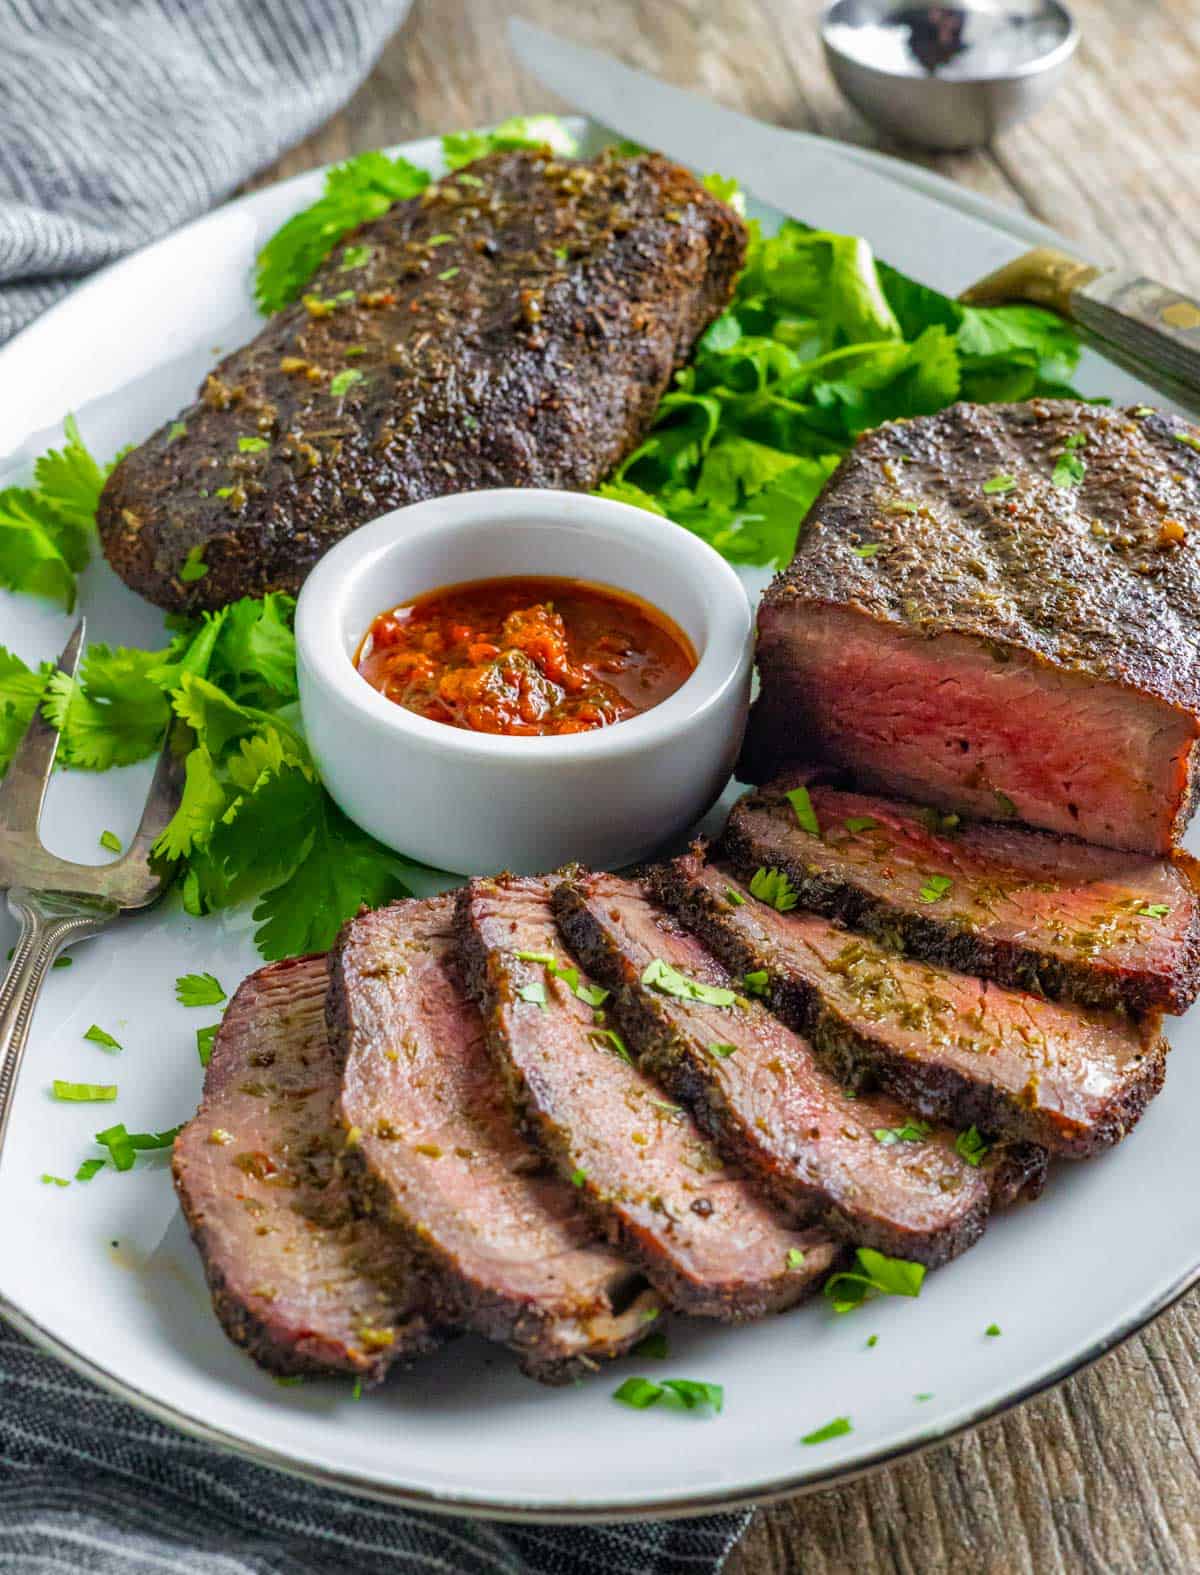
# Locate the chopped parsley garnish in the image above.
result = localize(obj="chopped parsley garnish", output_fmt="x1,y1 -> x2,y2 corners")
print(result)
786,784 -> 820,835
589,1028 -> 632,1064
427,233 -> 454,247
915,1392 -> 933,1403
707,1042 -> 737,1060
994,790 -> 1017,817
570,1168 -> 587,1187
437,266 -> 460,281
787,1247 -> 806,1269
724,886 -> 746,906
613,1376 -> 723,1415
844,816 -> 878,833
641,957 -> 735,1007
742,970 -> 769,997
873,1120 -> 930,1146
196,1024 -> 219,1067
99,829 -> 121,853
516,981 -> 547,1008
823,1246 -> 926,1313
851,543 -> 883,558
955,1125 -> 989,1167
329,369 -> 365,398
1133,406 -> 1154,417
179,544 -> 208,583
339,244 -> 372,270
53,1080 -> 117,1102
982,473 -> 1017,495
1175,431 -> 1200,453
1051,431 -> 1087,488
613,1376 -> 662,1410
83,1024 -> 121,1052
749,867 -> 799,912
53,957 -> 72,969
986,1323 -> 1002,1337
918,874 -> 952,904
650,1099 -> 682,1117
455,171 -> 485,187
801,1416 -> 852,1445
238,436 -> 270,453
214,488 -> 234,499
167,420 -> 187,442
40,1174 -> 69,1187
75,1158 -> 105,1182
514,949 -> 554,964
93,1123 -> 180,1173
175,972 -> 227,1007
1137,903 -> 1170,919
866,1334 -> 878,1348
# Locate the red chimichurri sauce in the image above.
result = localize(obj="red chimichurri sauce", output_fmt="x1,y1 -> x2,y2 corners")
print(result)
357,576 -> 697,737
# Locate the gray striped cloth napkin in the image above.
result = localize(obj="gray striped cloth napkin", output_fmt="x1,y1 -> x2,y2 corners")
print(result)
0,3 -> 752,1568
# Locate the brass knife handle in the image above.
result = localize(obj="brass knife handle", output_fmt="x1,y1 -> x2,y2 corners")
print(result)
961,247 -> 1200,408
1071,271 -> 1200,399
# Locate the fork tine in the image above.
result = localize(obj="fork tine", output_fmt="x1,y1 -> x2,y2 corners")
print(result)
116,716 -> 189,879
0,617 -> 86,837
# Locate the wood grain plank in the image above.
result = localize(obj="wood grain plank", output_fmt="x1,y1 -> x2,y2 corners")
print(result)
249,2 -> 1200,1568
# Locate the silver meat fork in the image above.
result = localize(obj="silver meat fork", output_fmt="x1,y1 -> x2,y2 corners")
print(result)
0,618 -> 185,1153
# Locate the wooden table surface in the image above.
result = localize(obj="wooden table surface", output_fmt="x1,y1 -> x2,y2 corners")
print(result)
258,3 -> 1200,1568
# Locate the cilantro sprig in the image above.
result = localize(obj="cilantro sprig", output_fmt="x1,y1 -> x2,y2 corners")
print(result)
0,416 -> 123,610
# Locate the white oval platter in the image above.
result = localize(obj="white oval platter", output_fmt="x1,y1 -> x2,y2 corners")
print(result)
0,117 -> 1195,1522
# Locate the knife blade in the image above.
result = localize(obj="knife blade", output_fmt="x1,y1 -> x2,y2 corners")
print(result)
508,19 -> 1031,296
510,20 -> 1200,410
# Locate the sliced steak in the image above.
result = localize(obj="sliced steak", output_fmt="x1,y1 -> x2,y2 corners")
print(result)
650,849 -> 1166,1157
725,776 -> 1200,1014
553,872 -> 998,1268
456,874 -> 838,1319
740,400 -> 1200,853
172,954 -> 440,1382
99,148 -> 746,612
328,895 -> 661,1383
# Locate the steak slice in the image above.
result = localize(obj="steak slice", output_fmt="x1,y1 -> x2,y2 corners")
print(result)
328,895 -> 661,1383
725,776 -> 1200,1014
172,954 -> 440,1382
553,872 -> 998,1268
98,147 -> 746,612
650,849 -> 1166,1157
740,400 -> 1200,854
456,874 -> 838,1319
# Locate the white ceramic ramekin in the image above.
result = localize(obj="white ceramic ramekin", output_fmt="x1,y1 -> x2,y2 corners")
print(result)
295,489 -> 754,875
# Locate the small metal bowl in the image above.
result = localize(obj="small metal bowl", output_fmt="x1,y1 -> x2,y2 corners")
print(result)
821,1 -> 1078,151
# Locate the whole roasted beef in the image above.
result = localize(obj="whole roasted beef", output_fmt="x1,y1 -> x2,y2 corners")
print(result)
328,895 -> 661,1384
725,777 -> 1200,1014
740,401 -> 1200,854
553,871 -> 1011,1268
98,148 -> 746,611
651,849 -> 1166,1157
172,954 -> 441,1382
456,874 -> 838,1319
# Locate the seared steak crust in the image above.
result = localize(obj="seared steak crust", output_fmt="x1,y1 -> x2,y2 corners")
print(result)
725,777 -> 1200,1014
553,871 -> 994,1268
328,896 -> 660,1384
650,849 -> 1166,1158
456,874 -> 837,1320
99,148 -> 747,611
172,954 -> 440,1381
741,400 -> 1200,852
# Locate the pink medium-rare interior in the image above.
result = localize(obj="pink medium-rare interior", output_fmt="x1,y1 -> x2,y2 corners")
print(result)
757,606 -> 1198,855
